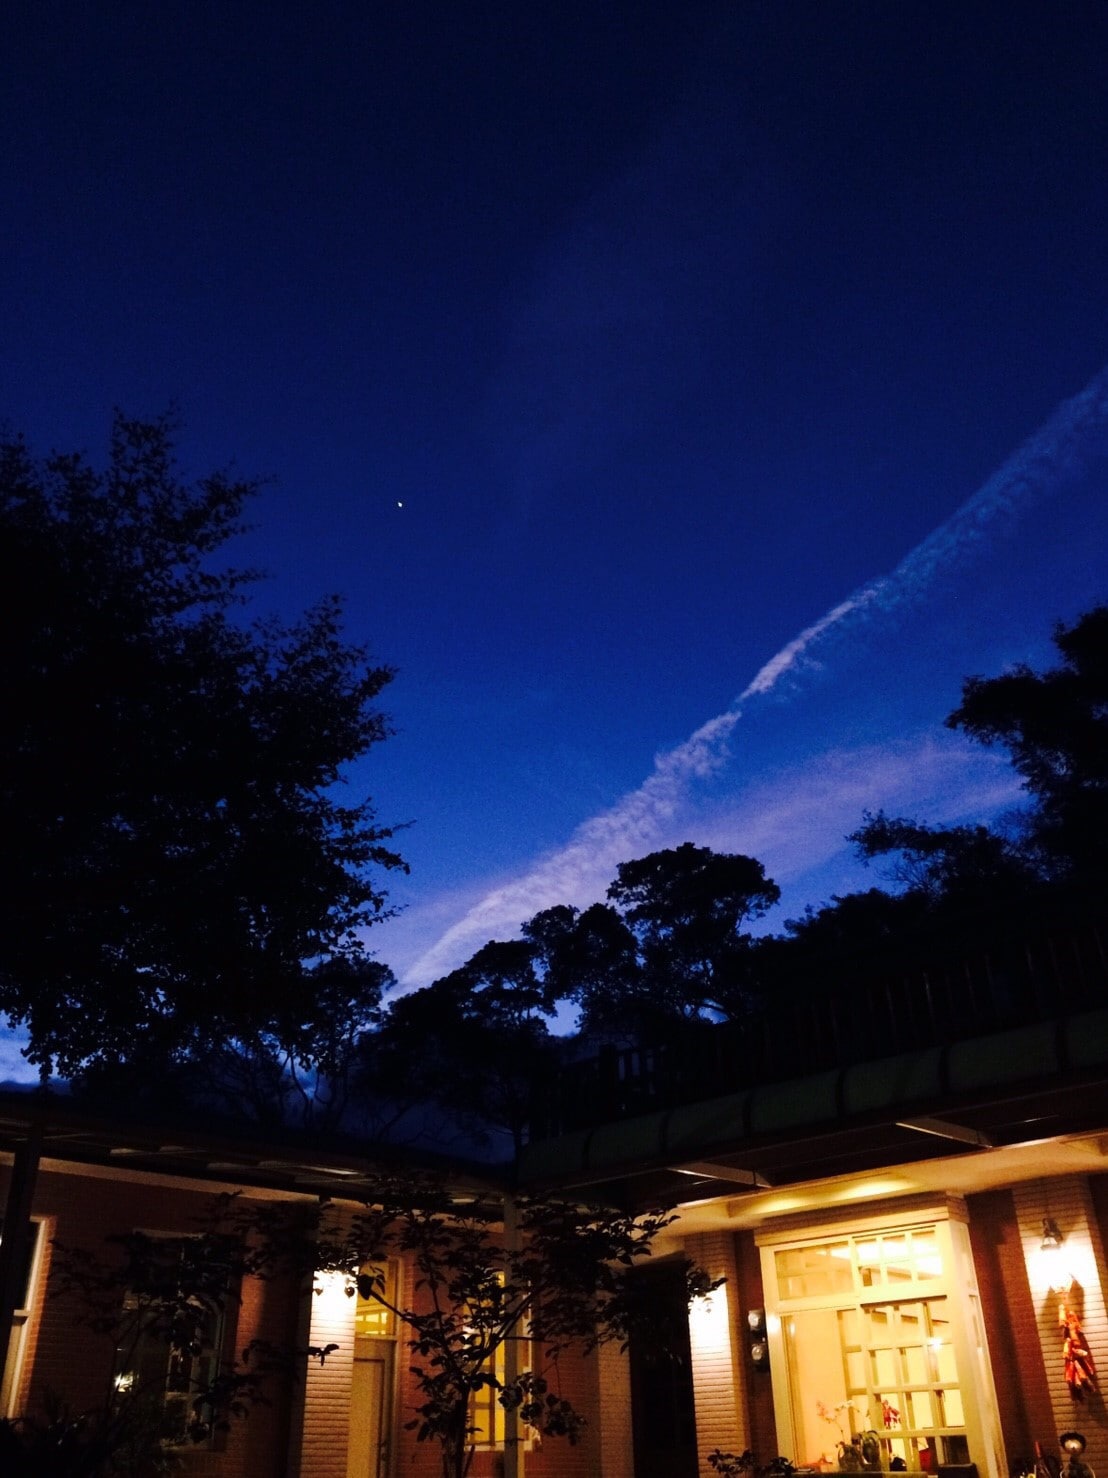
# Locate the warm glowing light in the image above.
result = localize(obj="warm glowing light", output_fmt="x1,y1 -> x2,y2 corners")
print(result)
831,1177 -> 913,1202
756,1194 -> 808,1214
313,1268 -> 352,1310
688,1282 -> 730,1355
1026,1228 -> 1095,1297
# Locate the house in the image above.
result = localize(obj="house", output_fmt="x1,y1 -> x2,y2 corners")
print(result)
2,908 -> 1107,1478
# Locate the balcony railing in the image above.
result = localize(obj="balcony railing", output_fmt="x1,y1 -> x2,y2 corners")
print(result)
529,907 -> 1108,1140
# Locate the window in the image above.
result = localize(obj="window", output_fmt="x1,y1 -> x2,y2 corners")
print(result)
354,1259 -> 398,1340
113,1235 -> 230,1445
460,1270 -> 531,1451
759,1208 -> 1002,1478
469,1336 -> 508,1447
349,1262 -> 399,1478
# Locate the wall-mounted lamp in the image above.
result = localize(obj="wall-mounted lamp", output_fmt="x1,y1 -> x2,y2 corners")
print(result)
747,1308 -> 769,1370
1042,1217 -> 1065,1252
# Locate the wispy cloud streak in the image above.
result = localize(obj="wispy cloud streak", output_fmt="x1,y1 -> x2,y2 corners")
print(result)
405,366 -> 1108,985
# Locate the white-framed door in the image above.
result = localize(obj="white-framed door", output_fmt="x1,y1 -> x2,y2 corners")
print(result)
757,1202 -> 1004,1478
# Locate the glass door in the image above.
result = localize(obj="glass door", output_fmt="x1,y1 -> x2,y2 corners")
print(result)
347,1261 -> 398,1478
761,1212 -> 1001,1478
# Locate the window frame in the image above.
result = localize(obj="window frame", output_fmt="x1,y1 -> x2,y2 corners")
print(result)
113,1230 -> 236,1449
757,1200 -> 1004,1478
0,1216 -> 45,1417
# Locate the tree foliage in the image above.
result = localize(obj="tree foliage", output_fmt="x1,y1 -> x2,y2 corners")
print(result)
947,605 -> 1108,884
599,843 -> 779,1032
523,901 -> 640,1039
371,940 -> 558,1151
848,814 -> 1039,911
0,414 -> 404,1079
259,1177 -> 722,1478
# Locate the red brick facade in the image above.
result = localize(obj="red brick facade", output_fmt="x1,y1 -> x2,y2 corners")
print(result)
5,1145 -> 1108,1477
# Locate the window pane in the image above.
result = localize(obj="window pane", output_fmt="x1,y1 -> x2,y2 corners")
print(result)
114,1238 -> 227,1447
912,1231 -> 942,1279
776,1242 -> 854,1299
941,1389 -> 965,1426
777,1227 -> 966,1476
355,1262 -> 398,1339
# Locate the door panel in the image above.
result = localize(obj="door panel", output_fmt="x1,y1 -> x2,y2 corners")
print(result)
348,1348 -> 393,1478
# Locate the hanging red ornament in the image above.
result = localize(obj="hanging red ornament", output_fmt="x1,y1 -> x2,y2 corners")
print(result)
1059,1300 -> 1098,1401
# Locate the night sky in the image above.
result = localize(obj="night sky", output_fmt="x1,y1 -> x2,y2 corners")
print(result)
4,1 -> 1108,1011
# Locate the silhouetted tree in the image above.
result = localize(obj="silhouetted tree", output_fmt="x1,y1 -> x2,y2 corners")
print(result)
372,940 -> 558,1152
263,1177 -> 722,1478
605,843 -> 780,1032
0,413 -> 404,1081
847,814 -> 1040,912
523,901 -> 640,1040
948,604 -> 1108,886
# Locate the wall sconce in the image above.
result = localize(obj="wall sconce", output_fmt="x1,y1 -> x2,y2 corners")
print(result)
1042,1217 -> 1064,1252
747,1308 -> 769,1371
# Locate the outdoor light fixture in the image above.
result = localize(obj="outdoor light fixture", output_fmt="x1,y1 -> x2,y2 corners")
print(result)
1042,1216 -> 1065,1252
747,1308 -> 769,1370
1059,1431 -> 1092,1478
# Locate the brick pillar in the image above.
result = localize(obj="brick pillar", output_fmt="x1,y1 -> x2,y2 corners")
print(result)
1011,1178 -> 1108,1473
297,1271 -> 356,1478
686,1231 -> 751,1478
596,1339 -> 635,1478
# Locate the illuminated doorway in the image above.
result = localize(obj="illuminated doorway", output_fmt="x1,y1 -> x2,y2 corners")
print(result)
347,1262 -> 399,1478
758,1207 -> 1003,1478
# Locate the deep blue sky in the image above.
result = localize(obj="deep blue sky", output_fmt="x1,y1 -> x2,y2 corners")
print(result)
3,1 -> 1108,1000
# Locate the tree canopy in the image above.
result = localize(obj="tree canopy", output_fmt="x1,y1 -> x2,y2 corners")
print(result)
296,1178 -> 719,1478
0,414 -> 404,1079
948,605 -> 1108,885
606,842 -> 780,1025
370,939 -> 558,1152
383,607 -> 1107,1125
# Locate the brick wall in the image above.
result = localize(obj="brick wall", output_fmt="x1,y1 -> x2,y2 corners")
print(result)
967,1188 -> 1055,1468
735,1229 -> 777,1464
686,1230 -> 750,1478
0,1159 -> 296,1478
595,1338 -> 634,1478
1010,1177 -> 1108,1474
300,1270 -> 355,1478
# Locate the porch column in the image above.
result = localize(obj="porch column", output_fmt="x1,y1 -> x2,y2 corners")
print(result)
502,1195 -> 522,1478
685,1231 -> 751,1478
1012,1177 -> 1108,1473
0,1121 -> 43,1405
295,1270 -> 356,1478
595,1339 -> 634,1478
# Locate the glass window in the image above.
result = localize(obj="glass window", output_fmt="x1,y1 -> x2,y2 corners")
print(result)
113,1237 -> 229,1446
0,1218 -> 38,1310
469,1339 -> 508,1447
354,1261 -> 398,1339
463,1272 -> 531,1451
773,1225 -> 967,1474
776,1241 -> 854,1299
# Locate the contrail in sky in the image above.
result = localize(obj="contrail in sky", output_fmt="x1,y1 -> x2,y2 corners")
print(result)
405,366 -> 1108,985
